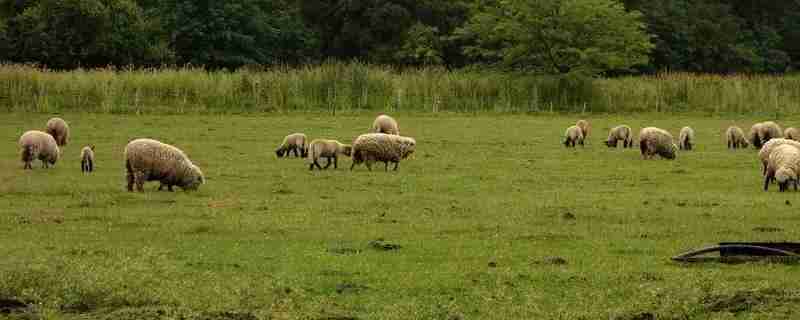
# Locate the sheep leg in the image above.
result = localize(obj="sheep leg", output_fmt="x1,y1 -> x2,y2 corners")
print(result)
764,175 -> 771,191
393,161 -> 399,171
350,162 -> 357,170
134,172 -> 146,192
167,185 -> 174,192
333,156 -> 338,169
314,159 -> 323,170
384,161 -> 389,171
309,163 -> 315,171
365,161 -> 373,171
89,159 -> 93,172
324,158 -> 332,169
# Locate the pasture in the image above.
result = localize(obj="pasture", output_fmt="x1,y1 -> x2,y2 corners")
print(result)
1,113 -> 799,319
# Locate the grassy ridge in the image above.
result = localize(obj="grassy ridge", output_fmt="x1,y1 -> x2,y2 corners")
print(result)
1,113 -> 800,319
2,63 -> 800,115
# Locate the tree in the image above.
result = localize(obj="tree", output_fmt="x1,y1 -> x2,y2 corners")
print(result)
458,0 -> 653,75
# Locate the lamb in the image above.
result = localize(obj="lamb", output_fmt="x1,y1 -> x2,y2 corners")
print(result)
45,117 -> 70,147
764,144 -> 800,192
725,126 -> 749,149
79,145 -> 96,172
18,130 -> 60,169
307,139 -> 352,170
784,127 -> 800,141
563,125 -> 584,148
604,125 -> 633,148
372,114 -> 400,135
124,138 -> 204,192
276,133 -> 308,158
350,133 -> 416,171
749,121 -> 783,149
638,127 -> 677,160
756,138 -> 800,176
678,126 -> 695,150
576,120 -> 590,140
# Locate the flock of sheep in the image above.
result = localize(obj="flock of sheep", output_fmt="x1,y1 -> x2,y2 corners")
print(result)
564,119 -> 800,192
16,114 -> 417,192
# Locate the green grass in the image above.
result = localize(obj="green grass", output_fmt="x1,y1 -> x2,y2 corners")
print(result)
2,113 -> 800,319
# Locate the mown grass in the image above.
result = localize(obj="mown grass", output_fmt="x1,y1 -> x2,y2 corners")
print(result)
2,63 -> 800,115
1,113 -> 800,319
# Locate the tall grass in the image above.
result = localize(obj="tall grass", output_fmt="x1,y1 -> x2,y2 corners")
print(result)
2,62 -> 800,115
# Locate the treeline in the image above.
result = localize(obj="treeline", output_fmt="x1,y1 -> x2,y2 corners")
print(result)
1,0 -> 799,75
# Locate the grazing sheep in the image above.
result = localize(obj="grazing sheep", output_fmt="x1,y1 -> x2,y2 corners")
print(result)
764,144 -> 800,192
372,114 -> 400,135
725,126 -> 749,149
45,117 -> 70,147
18,130 -> 60,169
604,125 -> 633,148
276,133 -> 308,158
576,120 -> 590,140
350,133 -> 416,171
749,121 -> 783,149
785,127 -> 800,141
307,139 -> 352,170
678,126 -> 695,150
563,125 -> 584,148
639,127 -> 677,160
80,145 -> 95,173
757,138 -> 800,176
124,138 -> 204,192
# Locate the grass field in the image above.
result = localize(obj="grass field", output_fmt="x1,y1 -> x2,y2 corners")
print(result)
1,112 -> 800,319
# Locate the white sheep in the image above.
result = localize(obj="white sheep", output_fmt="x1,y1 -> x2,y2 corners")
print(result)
80,145 -> 95,173
45,117 -> 70,147
639,127 -> 677,160
124,138 -> 204,192
576,119 -> 590,140
784,127 -> 800,141
563,125 -> 584,148
678,126 -> 695,150
757,138 -> 800,176
276,133 -> 308,158
764,144 -> 800,192
749,121 -> 783,149
725,126 -> 749,149
307,139 -> 352,170
604,125 -> 633,148
350,133 -> 416,171
18,130 -> 60,169
372,114 -> 400,135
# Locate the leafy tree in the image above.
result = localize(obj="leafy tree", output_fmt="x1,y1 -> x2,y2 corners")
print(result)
458,0 -> 654,75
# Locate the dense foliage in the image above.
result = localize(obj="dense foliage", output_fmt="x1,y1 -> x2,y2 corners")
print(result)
1,0 -> 798,74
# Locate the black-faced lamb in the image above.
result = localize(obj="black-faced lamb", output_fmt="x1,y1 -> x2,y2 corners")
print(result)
678,126 -> 695,150
80,145 -> 95,173
725,126 -> 749,149
307,139 -> 352,170
564,125 -> 584,148
276,133 -> 308,158
604,125 -> 633,148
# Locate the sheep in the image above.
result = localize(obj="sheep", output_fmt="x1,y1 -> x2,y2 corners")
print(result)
45,117 -> 70,147
372,114 -> 400,135
725,126 -> 749,149
576,119 -> 590,140
350,133 -> 416,171
784,127 -> 800,141
756,138 -> 800,176
678,126 -> 695,150
80,145 -> 95,173
563,125 -> 584,148
604,125 -> 633,148
764,144 -> 800,192
124,138 -> 204,192
18,130 -> 60,169
307,139 -> 352,170
749,121 -> 783,149
276,133 -> 308,158
638,127 -> 678,160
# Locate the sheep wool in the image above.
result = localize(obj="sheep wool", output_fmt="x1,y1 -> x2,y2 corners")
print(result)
307,139 -> 352,170
764,144 -> 800,192
372,114 -> 400,135
784,127 -> 800,141
725,126 -> 749,149
45,117 -> 70,147
350,133 -> 416,171
80,145 -> 95,173
639,127 -> 677,160
678,126 -> 695,150
124,138 -> 204,192
576,120 -> 590,140
757,138 -> 800,176
276,133 -> 308,158
605,125 -> 633,148
18,130 -> 60,169
563,125 -> 584,148
749,121 -> 783,149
